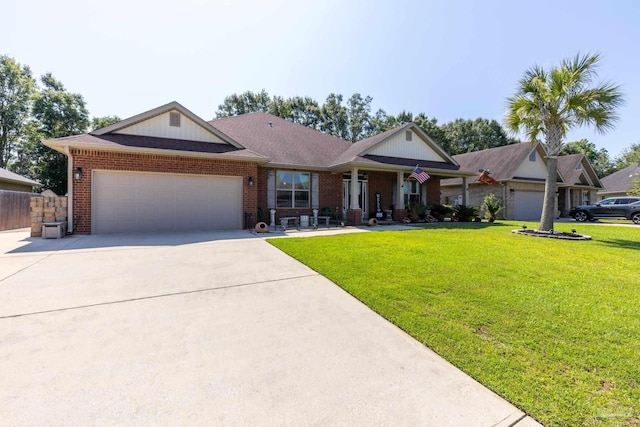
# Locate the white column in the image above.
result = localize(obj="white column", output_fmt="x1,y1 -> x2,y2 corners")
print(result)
350,167 -> 359,209
396,171 -> 404,209
565,189 -> 571,212
462,177 -> 468,205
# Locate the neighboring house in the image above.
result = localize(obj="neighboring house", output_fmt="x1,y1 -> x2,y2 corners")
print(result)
43,101 -> 475,234
0,168 -> 40,192
440,142 -> 560,220
556,154 -> 602,215
598,163 -> 640,199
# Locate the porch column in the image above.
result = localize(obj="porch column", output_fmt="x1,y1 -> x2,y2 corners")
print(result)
462,177 -> 468,205
348,167 -> 361,224
350,167 -> 359,209
394,171 -> 405,221
565,189 -> 571,214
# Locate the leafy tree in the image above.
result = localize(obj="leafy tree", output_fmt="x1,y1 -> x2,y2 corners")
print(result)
614,142 -> 640,170
215,89 -> 271,117
91,115 -> 120,131
17,73 -> 89,194
0,55 -> 35,168
285,96 -> 322,129
506,52 -> 623,231
414,113 -> 450,148
629,175 -> 640,196
346,93 -> 373,142
559,138 -> 614,177
319,93 -> 349,139
441,118 -> 516,155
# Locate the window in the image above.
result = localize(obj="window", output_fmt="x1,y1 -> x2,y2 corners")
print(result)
276,171 -> 310,208
169,111 -> 181,127
529,150 -> 536,161
404,180 -> 421,206
406,131 -> 412,141
582,191 -> 590,205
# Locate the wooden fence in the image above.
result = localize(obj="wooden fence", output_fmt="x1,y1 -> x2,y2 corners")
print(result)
0,190 -> 33,231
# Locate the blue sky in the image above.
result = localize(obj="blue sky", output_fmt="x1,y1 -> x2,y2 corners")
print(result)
4,0 -> 639,157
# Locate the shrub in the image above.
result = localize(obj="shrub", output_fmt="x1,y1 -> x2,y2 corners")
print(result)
452,204 -> 479,222
428,204 -> 453,221
482,193 -> 503,222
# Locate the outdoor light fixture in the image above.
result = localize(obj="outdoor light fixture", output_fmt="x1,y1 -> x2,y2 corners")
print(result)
510,188 -> 515,194
571,229 -> 577,234
522,224 -> 527,230
73,167 -> 82,180
248,176 -> 254,187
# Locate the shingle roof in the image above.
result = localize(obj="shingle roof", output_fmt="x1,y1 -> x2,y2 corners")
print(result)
0,167 -> 40,186
209,113 -> 351,168
600,163 -> 640,193
441,142 -> 541,186
556,154 -> 602,188
44,133 -> 266,161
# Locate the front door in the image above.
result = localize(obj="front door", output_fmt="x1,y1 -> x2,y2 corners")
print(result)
342,178 -> 368,221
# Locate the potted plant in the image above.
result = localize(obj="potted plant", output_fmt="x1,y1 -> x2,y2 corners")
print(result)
481,193 -> 503,222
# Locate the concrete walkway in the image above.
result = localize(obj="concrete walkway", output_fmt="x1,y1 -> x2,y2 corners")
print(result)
0,228 -> 542,426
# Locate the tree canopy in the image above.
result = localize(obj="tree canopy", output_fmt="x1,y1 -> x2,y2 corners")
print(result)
559,138 -> 614,177
506,52 -> 624,231
216,90 -> 516,152
614,142 -> 640,169
0,55 -> 35,168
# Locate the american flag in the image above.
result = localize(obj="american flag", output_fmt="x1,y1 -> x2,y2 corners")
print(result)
409,166 -> 430,183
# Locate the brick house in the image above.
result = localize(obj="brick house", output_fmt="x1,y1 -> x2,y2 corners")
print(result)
440,143 -> 602,220
43,102 -> 475,234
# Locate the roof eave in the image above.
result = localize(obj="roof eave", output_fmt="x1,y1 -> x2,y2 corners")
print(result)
44,139 -> 270,164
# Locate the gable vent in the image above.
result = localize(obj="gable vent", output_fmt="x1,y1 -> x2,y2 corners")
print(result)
169,111 -> 181,127
406,131 -> 412,141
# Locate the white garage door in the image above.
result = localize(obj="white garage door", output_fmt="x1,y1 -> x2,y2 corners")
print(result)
513,191 -> 544,220
93,171 -> 242,234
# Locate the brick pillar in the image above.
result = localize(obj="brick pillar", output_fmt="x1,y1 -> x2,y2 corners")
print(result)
393,209 -> 406,222
347,209 -> 362,225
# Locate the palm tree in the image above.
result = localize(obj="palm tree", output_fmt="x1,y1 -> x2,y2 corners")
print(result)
505,53 -> 624,231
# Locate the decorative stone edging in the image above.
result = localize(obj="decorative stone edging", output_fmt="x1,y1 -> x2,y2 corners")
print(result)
511,229 -> 592,240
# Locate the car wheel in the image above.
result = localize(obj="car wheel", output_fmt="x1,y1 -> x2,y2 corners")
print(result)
574,211 -> 588,222
632,212 -> 640,224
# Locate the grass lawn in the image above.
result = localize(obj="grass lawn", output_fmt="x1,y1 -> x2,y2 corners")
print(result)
268,221 -> 640,427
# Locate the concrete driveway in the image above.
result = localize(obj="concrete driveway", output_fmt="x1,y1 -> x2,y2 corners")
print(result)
0,228 -> 541,426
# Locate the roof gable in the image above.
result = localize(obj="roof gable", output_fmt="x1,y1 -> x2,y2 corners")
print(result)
92,101 -> 243,148
512,145 -> 548,180
330,123 -> 458,169
364,125 -> 451,163
358,124 -> 455,164
557,154 -> 602,188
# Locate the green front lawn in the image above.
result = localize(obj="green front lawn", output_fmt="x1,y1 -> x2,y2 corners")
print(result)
268,222 -> 640,427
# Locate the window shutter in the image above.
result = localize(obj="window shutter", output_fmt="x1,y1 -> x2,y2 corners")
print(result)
312,173 -> 319,209
267,170 -> 275,208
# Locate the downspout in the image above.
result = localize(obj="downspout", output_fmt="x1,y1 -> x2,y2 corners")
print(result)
64,145 -> 73,233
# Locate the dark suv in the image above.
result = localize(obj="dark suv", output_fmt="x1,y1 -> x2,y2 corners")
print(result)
569,197 -> 640,223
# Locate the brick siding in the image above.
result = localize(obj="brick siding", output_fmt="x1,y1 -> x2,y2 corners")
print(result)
71,149 -> 258,234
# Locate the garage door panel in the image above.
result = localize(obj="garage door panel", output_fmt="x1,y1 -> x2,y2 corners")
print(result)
93,171 -> 242,234
513,191 -> 544,220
